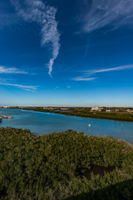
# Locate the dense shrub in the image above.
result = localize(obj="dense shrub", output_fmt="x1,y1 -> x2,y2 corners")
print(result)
0,128 -> 133,200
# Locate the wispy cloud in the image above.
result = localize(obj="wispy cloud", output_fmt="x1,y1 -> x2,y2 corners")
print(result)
0,66 -> 28,74
0,75 -> 38,91
73,64 -> 133,81
0,82 -> 38,91
83,0 -> 133,33
72,77 -> 96,82
85,64 -> 133,75
11,0 -> 60,77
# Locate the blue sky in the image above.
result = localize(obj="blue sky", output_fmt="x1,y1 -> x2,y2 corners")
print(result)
0,0 -> 133,106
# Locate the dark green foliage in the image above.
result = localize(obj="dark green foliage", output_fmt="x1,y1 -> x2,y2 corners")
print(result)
0,128 -> 133,200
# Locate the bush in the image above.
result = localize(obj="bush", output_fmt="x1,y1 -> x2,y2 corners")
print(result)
0,128 -> 133,200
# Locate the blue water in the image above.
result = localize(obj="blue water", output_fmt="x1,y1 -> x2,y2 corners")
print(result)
0,108 -> 133,143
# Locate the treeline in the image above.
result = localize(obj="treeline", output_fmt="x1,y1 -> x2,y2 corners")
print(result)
0,128 -> 133,200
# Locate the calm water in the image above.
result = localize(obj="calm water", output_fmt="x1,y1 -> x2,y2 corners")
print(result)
0,108 -> 133,143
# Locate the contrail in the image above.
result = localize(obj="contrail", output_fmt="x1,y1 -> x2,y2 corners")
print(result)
11,0 -> 60,77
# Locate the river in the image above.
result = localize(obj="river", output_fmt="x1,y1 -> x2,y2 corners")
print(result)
0,108 -> 133,143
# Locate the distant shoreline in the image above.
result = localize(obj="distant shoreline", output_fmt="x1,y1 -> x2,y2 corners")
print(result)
4,107 -> 133,122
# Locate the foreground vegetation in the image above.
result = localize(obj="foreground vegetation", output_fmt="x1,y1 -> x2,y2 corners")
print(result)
0,128 -> 133,200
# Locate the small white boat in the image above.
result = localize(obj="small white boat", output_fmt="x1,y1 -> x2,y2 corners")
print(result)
88,124 -> 91,127
0,115 -> 13,119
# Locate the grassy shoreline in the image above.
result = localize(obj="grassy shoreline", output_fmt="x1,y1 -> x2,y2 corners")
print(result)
10,106 -> 133,122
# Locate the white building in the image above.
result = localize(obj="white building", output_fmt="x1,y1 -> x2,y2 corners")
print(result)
91,107 -> 103,112
106,110 -> 111,113
127,109 -> 133,113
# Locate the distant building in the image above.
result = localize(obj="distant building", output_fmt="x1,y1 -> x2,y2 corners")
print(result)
3,106 -> 8,108
43,107 -> 54,110
91,107 -> 103,112
127,109 -> 133,113
106,110 -> 111,113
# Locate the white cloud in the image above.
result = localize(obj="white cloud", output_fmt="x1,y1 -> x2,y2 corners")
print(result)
73,64 -> 133,81
0,66 -> 28,74
85,64 -> 133,75
72,77 -> 96,82
83,0 -> 133,33
0,82 -> 38,91
11,0 -> 60,76
0,72 -> 37,90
